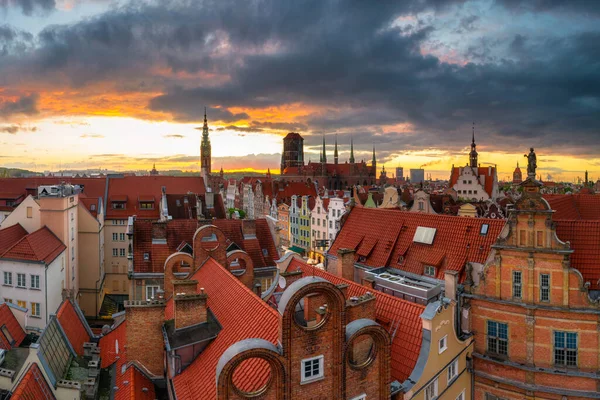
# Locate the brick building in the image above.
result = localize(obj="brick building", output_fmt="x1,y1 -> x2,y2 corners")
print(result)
464,177 -> 600,399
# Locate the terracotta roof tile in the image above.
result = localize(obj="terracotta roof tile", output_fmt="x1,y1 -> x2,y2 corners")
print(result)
288,258 -> 425,383
10,363 -> 55,400
172,258 -> 280,400
330,207 -> 504,281
0,224 -> 28,254
56,300 -> 91,357
545,194 -> 600,220
1,226 -> 66,264
0,303 -> 26,350
555,220 -> 600,289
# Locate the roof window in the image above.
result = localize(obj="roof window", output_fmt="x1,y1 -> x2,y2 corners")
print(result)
413,227 -> 437,245
480,224 -> 489,236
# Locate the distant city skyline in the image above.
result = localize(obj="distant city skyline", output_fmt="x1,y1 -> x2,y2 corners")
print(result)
0,0 -> 598,181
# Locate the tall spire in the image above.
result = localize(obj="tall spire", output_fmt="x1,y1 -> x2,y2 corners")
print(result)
334,134 -> 339,165
469,121 -> 478,168
372,144 -> 376,165
349,137 -> 355,163
200,107 -> 212,183
322,135 -> 327,164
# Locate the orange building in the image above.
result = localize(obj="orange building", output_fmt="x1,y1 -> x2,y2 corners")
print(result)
464,177 -> 600,399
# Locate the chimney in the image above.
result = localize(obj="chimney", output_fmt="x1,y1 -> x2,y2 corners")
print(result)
174,287 -> 208,330
242,219 -> 256,238
124,300 -> 166,377
444,270 -> 459,301
337,248 -> 356,282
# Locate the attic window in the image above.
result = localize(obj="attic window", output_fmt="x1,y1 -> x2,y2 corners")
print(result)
90,204 -> 96,211
111,201 -> 126,210
397,255 -> 404,265
424,265 -> 436,277
413,227 -> 437,245
139,201 -> 154,210
480,224 -> 489,236
262,248 -> 269,257
143,253 -> 150,261
358,256 -> 367,263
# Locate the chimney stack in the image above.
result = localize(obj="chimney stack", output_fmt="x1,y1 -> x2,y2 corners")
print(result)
124,300 -> 166,377
174,286 -> 208,330
337,248 -> 356,281
444,270 -> 459,301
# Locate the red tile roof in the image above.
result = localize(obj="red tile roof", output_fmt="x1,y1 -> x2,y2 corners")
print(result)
544,194 -> 600,220
288,258 -> 425,383
0,303 -> 26,350
99,321 -> 126,369
106,176 -> 206,220
133,219 -> 279,274
330,207 -> 505,281
274,181 -> 317,204
1,226 -> 65,264
172,258 -> 281,399
0,224 -> 28,254
10,363 -> 55,400
56,300 -> 91,357
555,220 -> 600,289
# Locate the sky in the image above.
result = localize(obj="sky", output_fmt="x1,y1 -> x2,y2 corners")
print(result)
0,0 -> 599,181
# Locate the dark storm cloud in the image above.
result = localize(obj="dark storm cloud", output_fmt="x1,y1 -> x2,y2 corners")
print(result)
495,0 -> 600,16
1,0 -> 599,156
0,0 -> 55,16
0,93 -> 39,117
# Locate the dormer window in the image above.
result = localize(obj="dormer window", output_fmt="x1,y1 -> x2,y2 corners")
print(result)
424,265 -> 436,277
111,201 -> 126,210
262,248 -> 269,257
139,201 -> 154,209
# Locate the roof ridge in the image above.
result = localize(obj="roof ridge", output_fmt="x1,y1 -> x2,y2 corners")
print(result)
194,257 -> 281,320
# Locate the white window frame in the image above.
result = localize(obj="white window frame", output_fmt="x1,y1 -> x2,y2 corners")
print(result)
119,248 -> 126,257
112,248 -> 118,257
350,395 -> 367,400
301,355 -> 324,384
146,285 -> 160,301
424,265 -> 436,277
4,271 -> 13,286
16,273 -> 26,288
30,274 -> 40,289
424,377 -> 438,400
112,233 -> 118,241
456,390 -> 465,400
31,302 -> 40,317
447,358 -> 458,382
439,335 -> 447,353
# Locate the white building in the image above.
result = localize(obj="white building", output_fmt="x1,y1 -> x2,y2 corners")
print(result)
310,196 -> 329,262
327,197 -> 346,243
0,225 -> 66,331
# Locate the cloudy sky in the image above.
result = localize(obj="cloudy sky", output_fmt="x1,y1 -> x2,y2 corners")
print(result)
0,0 -> 598,180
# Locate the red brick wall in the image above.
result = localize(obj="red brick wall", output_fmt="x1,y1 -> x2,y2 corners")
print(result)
175,295 -> 207,330
125,301 -> 165,377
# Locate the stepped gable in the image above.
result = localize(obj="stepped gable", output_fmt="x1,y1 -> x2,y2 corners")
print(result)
1,226 -> 65,264
330,207 -> 505,281
288,257 -> 425,383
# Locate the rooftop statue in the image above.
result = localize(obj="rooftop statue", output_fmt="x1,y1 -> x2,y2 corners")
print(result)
524,147 -> 537,178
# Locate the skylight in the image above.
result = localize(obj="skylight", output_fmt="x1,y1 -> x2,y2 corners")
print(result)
413,227 -> 436,245
480,224 -> 489,236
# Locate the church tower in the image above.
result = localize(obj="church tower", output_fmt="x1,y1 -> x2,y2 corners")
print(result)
334,134 -> 339,165
349,137 -> 355,164
469,122 -> 478,168
200,107 -> 212,183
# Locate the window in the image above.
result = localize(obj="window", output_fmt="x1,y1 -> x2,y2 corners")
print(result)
70,212 -> 74,221
71,246 -> 74,261
112,202 -> 125,209
468,180 -> 472,184
512,271 -> 522,299
140,202 -> 154,209
112,248 -> 118,257
143,253 -> 150,261
30,275 -> 40,289
424,378 -> 438,400
3,271 -> 12,286
3,298 -> 12,304
17,273 -> 26,288
554,331 -> 577,367
540,273 -> 550,302
1,325 -> 14,345
26,206 -> 32,218
329,221 -> 333,229
119,248 -> 126,257
261,277 -> 273,292
447,358 -> 458,382
17,300 -> 26,309
351,395 -> 367,400
71,227 -> 74,241
112,233 -> 118,241
456,390 -> 465,400
487,320 -> 508,356
146,285 -> 160,300
480,224 -> 489,235
418,201 -> 424,210
119,233 -> 125,241
301,355 -> 324,383
31,302 -> 40,317
90,204 -> 96,211
439,335 -> 447,353
424,265 -> 436,277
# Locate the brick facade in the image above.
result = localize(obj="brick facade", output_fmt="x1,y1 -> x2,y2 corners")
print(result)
465,178 -> 600,399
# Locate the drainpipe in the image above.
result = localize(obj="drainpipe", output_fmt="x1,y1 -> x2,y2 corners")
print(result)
45,264 -> 48,325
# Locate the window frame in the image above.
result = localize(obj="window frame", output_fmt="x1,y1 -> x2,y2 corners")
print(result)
447,358 -> 459,382
3,271 -> 13,286
146,285 -> 160,301
424,377 -> 438,400
424,265 -> 436,277
300,355 -> 324,384
554,331 -> 577,367
512,270 -> 522,299
16,273 -> 26,288
30,274 -> 40,289
31,302 -> 41,317
486,320 -> 508,357
540,273 -> 550,302
438,335 -> 448,354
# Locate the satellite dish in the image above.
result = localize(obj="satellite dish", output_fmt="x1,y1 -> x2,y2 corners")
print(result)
278,276 -> 286,289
